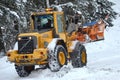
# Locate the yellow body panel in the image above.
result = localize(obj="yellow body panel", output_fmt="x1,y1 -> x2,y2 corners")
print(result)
7,48 -> 48,65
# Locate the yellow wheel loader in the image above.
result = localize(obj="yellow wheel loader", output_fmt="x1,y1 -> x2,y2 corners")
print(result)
7,8 -> 87,77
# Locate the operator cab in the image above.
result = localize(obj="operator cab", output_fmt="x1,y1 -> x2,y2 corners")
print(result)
31,14 -> 54,31
30,10 -> 67,41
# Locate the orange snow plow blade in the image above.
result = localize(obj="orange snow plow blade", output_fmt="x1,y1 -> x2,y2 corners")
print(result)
76,19 -> 106,43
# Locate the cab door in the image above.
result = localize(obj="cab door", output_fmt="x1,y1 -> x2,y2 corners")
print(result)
55,13 -> 67,42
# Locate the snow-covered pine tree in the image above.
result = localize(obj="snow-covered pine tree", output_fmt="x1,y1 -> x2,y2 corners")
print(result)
52,0 -> 117,26
0,0 -> 29,53
0,0 -> 17,52
95,0 -> 117,27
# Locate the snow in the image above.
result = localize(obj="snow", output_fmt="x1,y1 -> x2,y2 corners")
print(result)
0,0 -> 120,80
54,5 -> 63,11
13,42 -> 18,50
65,2 -> 74,7
70,40 -> 79,49
10,11 -> 20,19
23,0 -> 27,3
16,0 -> 27,3
52,2 -> 73,11
47,38 -> 62,51
109,0 -> 120,13
0,9 -> 3,16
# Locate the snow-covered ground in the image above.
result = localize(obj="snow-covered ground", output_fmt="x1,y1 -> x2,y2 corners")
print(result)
0,0 -> 120,80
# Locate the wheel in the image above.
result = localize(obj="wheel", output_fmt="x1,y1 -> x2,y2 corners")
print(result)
48,45 -> 67,72
71,45 -> 87,68
80,46 -> 87,66
15,64 -> 35,77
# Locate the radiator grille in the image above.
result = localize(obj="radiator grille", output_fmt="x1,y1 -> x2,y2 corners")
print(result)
18,37 -> 34,54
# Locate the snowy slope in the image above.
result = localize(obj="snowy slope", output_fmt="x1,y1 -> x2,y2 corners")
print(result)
0,0 -> 120,80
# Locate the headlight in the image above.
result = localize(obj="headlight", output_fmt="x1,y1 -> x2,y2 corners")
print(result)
18,37 -> 21,40
29,36 -> 32,39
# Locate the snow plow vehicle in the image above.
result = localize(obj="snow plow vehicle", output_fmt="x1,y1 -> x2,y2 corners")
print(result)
7,8 -> 87,77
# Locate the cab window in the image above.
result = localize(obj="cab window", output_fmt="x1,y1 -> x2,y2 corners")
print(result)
57,15 -> 64,33
32,14 -> 53,30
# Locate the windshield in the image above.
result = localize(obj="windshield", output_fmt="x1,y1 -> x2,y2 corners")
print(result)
32,14 -> 54,31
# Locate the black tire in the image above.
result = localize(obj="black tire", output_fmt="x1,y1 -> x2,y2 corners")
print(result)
48,45 -> 67,72
71,45 -> 87,68
15,64 -> 35,77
